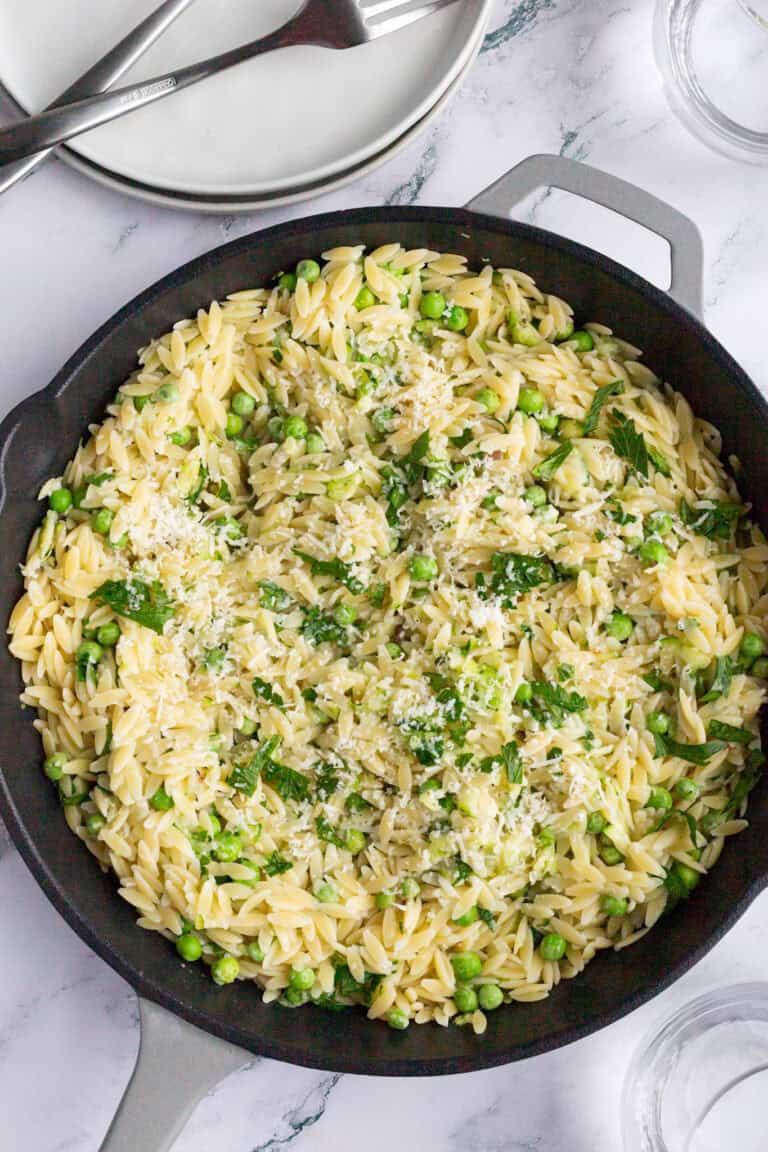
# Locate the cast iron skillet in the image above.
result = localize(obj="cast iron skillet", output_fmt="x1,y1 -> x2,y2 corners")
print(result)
2,156 -> 767,1151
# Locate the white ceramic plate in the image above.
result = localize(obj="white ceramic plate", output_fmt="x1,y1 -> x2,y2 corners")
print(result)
29,15 -> 487,214
0,0 -> 490,198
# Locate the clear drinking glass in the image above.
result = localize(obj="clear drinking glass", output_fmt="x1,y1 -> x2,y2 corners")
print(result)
623,984 -> 768,1151
655,0 -> 768,162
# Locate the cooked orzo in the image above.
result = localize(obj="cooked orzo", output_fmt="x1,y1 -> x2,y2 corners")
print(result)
9,243 -> 768,1034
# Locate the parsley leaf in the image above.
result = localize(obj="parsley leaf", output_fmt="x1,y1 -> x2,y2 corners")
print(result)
228,736 -> 280,797
426,673 -> 465,723
643,670 -> 674,693
263,852 -> 292,876
477,907 -> 496,927
453,856 -> 472,883
263,760 -> 311,803
90,578 -> 175,635
381,466 -> 409,525
582,380 -> 625,437
699,655 -> 736,703
316,815 -> 346,848
707,720 -> 755,745
480,741 -> 523,784
293,549 -> 365,594
527,682 -> 588,727
482,551 -> 564,606
186,462 -> 208,504
301,607 -> 350,648
653,733 -> 726,765
402,430 -> 430,483
532,440 -> 575,481
608,411 -> 648,477
252,677 -> 285,710
314,761 -> 341,799
258,580 -> 292,612
680,499 -> 743,541
84,471 -> 113,487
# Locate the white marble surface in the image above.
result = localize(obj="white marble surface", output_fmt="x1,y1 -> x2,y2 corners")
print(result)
2,2 -> 768,1149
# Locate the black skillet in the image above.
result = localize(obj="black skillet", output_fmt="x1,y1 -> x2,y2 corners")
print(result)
2,155 -> 767,1151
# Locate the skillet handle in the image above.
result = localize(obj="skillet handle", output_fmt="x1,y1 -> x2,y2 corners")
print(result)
99,997 -> 248,1152
465,153 -> 704,319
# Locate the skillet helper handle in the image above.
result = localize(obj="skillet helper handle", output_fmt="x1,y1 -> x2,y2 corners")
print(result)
99,998 -> 248,1152
465,153 -> 704,319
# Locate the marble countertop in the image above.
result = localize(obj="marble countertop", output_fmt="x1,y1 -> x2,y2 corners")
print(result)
3,2 -> 768,1149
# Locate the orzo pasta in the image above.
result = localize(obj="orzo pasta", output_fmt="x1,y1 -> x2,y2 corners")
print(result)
9,244 -> 768,1033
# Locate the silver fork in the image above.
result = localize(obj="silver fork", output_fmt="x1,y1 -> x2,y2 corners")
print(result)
0,0 -> 462,169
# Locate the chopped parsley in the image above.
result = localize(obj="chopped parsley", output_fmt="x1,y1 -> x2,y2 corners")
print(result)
90,577 -> 175,635
252,677 -> 285,710
480,741 -> 523,784
582,380 -> 624,437
479,551 -> 565,607
258,580 -> 292,612
263,852 -> 292,876
608,410 -> 669,478
532,440 -> 574,482
185,462 -> 208,504
680,499 -> 743,541
699,655 -> 736,703
316,815 -> 346,848
707,720 -> 755,745
263,760 -> 311,803
526,682 -> 588,727
293,549 -> 365,594
653,732 -> 726,765
228,736 -> 280,797
301,607 -> 350,647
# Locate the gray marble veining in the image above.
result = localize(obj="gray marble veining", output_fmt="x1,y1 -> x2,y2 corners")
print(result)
2,1 -> 768,1149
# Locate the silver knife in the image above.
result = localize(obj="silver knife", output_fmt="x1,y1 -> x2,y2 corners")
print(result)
0,0 -> 197,196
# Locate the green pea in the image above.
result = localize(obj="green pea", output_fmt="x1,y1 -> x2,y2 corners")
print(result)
665,861 -> 701,899
524,484 -> 549,507
375,891 -> 395,910
289,967 -> 315,991
355,285 -> 376,310
387,1008 -> 409,1030
77,639 -> 103,667
284,415 -> 308,440
296,259 -> 321,283
475,387 -> 500,413
751,657 -> 768,679
267,416 -> 285,442
95,621 -> 120,648
212,831 -> 241,862
508,318 -> 540,347
639,540 -> 669,566
554,320 -> 575,342
211,955 -> 240,985
207,812 -> 222,837
450,951 -> 483,982
410,554 -> 438,582
49,488 -> 73,514
539,933 -> 567,962
345,829 -> 366,854
517,387 -> 545,415
169,426 -> 193,447
536,412 -> 560,434
558,418 -> 584,440
453,985 -> 478,1013
149,785 -> 174,811
247,940 -> 264,963
385,642 -> 403,659
91,508 -> 114,536
414,319 -> 436,338
586,811 -> 607,835
85,811 -> 106,836
284,987 -> 307,1006
515,682 -> 533,704
214,516 -> 243,540
44,752 -> 68,782
231,391 -> 256,418
278,272 -> 297,293
649,787 -> 672,815
740,632 -> 765,663
598,839 -> 624,866
176,932 -> 202,962
225,412 -> 244,439
152,381 -> 179,405
327,475 -> 357,501
445,305 -> 469,332
453,905 -> 479,927
571,330 -> 594,352
333,602 -> 357,626
306,432 -> 325,454
477,983 -> 503,1011
239,716 -> 258,737
647,711 -> 670,735
674,777 -> 700,801
607,612 -> 635,642
420,291 -> 446,320
400,877 -> 421,900
601,894 -> 628,917
647,511 -> 673,536
371,407 -> 396,435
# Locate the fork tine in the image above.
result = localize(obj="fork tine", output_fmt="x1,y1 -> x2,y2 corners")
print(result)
362,0 -> 460,37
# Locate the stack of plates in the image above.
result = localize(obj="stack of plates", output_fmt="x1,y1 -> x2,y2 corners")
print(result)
0,0 -> 491,211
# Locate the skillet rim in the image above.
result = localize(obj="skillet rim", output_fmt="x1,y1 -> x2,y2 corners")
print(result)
2,203 -> 768,1075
